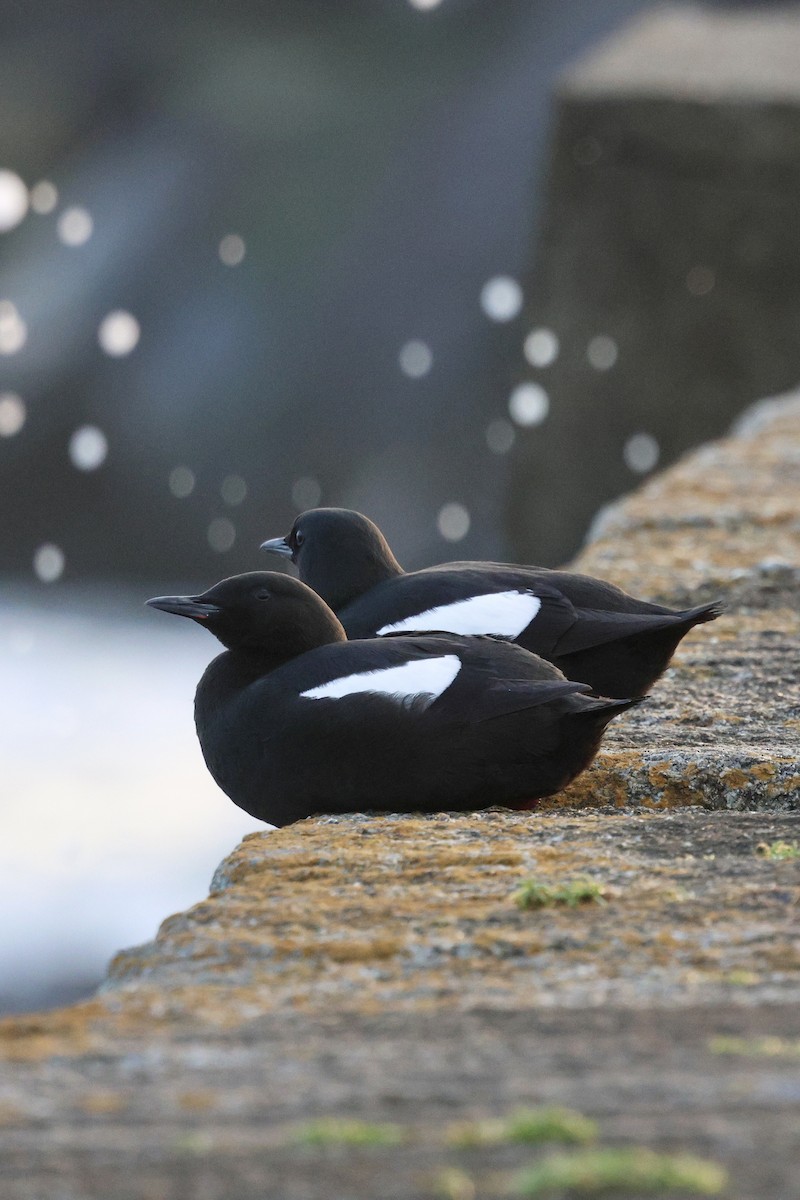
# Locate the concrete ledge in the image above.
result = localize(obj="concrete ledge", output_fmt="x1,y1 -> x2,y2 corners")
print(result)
558,388 -> 800,813
1,393 -> 798,1198
99,807 -> 799,1016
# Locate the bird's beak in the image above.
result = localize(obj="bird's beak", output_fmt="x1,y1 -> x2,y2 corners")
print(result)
260,536 -> 294,560
146,595 -> 222,621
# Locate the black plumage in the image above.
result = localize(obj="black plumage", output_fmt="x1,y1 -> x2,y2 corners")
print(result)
147,571 -> 638,827
261,508 -> 723,698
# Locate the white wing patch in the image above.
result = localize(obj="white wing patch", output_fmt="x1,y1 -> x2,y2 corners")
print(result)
300,654 -> 461,708
376,591 -> 541,638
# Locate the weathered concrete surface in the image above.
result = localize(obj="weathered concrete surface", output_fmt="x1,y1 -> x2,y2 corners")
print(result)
2,810 -> 799,1200
1,394 -> 799,1198
107,807 -> 800,1013
557,388 -> 800,814
507,5 -> 800,565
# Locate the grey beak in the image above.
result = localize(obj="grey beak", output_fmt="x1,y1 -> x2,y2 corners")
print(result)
260,536 -> 293,559
146,595 -> 222,620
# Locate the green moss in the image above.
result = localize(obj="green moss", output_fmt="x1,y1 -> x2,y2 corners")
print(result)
292,1117 -> 404,1147
447,1106 -> 597,1149
709,1035 -> 800,1058
513,1147 -> 727,1196
434,1166 -> 476,1200
514,878 -> 606,910
755,839 -> 800,861
724,970 -> 759,986
172,1131 -> 215,1156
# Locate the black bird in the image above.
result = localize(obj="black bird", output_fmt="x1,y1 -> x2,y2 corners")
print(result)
261,508 -> 723,699
147,571 -> 639,828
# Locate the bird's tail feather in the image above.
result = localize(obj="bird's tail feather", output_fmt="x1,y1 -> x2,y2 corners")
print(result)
682,600 -> 725,626
571,695 -> 644,728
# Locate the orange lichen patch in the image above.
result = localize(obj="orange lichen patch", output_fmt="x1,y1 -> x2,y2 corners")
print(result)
548,753 -> 645,809
0,999 -> 110,1060
177,1090 -> 217,1112
79,1091 -> 129,1116
759,942 -> 800,971
722,767 -> 761,790
403,848 -> 525,869
0,1103 -> 26,1126
266,937 -> 406,963
647,762 -> 680,789
470,929 -> 549,956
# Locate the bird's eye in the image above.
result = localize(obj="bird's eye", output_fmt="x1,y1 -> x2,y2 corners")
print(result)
256,591 -> 270,601
294,530 -> 305,547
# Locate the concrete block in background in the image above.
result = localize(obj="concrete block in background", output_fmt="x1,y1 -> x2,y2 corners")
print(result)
508,5 -> 800,564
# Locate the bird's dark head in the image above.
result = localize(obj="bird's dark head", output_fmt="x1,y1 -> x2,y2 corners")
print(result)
146,571 -> 346,662
260,507 -> 403,611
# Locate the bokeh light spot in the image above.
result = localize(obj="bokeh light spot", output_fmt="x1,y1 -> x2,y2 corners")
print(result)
208,518 -> 236,552
34,543 -> 65,583
292,476 -> 322,510
57,206 -> 93,246
686,266 -> 715,296
437,502 -> 470,542
587,335 -> 618,371
169,466 -> 195,498
409,0 -> 443,8
508,382 -> 549,427
480,276 -> 523,322
485,418 -> 516,455
398,339 -> 433,378
0,392 -> 26,436
29,180 -> 58,214
69,425 -> 108,471
0,301 -> 27,355
523,328 -> 559,368
98,310 -> 140,357
623,432 -> 660,474
221,474 -> 247,506
0,170 -> 29,231
219,234 -> 246,266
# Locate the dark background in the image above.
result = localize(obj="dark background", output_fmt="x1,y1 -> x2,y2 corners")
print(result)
2,0 -> 764,586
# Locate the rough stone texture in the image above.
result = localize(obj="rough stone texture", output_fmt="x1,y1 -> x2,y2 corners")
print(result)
1,393 -> 799,1198
103,807 -> 800,1014
507,5 -> 800,564
2,810 -> 799,1200
558,388 -> 800,815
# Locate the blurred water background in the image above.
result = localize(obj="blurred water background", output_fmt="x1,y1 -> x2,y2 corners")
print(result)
0,0 -> 786,1012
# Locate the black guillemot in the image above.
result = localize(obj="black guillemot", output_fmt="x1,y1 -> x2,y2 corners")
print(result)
147,571 -> 639,827
261,508 -> 723,699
